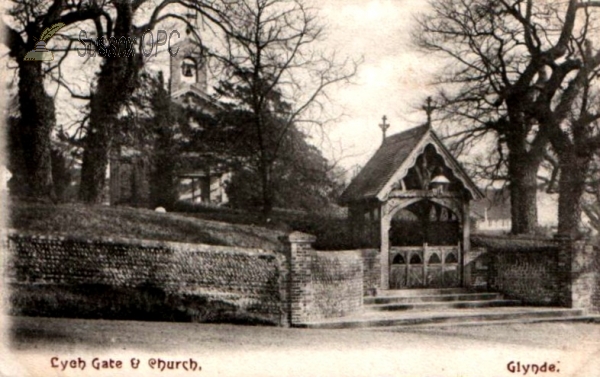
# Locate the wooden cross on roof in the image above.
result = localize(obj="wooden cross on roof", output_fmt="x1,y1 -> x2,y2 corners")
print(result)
422,96 -> 436,126
379,115 -> 390,144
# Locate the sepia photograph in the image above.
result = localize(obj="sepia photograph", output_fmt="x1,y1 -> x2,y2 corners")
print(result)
1,0 -> 599,376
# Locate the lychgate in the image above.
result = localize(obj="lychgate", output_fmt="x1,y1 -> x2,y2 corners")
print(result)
339,124 -> 484,290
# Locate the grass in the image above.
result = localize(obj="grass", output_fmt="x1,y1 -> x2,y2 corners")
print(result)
173,201 -> 355,250
9,201 -> 287,251
8,200 -> 356,250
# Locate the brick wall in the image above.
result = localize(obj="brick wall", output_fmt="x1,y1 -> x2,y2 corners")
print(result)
472,236 -> 561,305
473,235 -> 599,312
6,232 -> 288,325
489,248 -> 560,305
287,232 -> 364,325
310,251 -> 363,320
568,241 -> 600,313
360,248 -> 380,295
463,247 -> 490,291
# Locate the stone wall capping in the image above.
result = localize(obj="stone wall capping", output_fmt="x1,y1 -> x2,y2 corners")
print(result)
288,231 -> 317,244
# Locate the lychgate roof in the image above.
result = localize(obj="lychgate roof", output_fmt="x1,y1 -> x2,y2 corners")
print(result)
339,124 -> 483,204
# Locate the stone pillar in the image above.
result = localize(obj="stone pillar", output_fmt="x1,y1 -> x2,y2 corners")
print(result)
555,234 -> 573,308
570,240 -> 598,312
288,231 -> 316,325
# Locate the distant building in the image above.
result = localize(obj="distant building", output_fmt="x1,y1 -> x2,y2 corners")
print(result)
108,38 -> 230,207
470,188 -> 512,232
471,188 -> 593,234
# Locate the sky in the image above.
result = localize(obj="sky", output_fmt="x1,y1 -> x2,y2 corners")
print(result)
0,0 -> 441,174
316,0 -> 441,172
0,0 -> 566,224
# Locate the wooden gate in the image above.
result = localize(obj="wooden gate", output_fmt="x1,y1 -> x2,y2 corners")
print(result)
389,245 -> 460,289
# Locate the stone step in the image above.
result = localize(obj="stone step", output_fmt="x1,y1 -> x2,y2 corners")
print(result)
299,308 -> 585,329
367,299 -> 521,311
366,315 -> 600,330
376,288 -> 468,297
364,292 -> 502,305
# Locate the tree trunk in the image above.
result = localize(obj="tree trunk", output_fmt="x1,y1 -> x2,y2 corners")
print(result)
79,2 -> 141,203
150,150 -> 177,209
16,60 -> 56,200
79,94 -> 114,203
507,144 -> 541,234
260,161 -> 273,220
556,150 -> 590,238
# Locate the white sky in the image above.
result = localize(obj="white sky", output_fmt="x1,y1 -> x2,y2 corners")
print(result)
2,0 -> 442,173
0,0 -> 570,225
316,0 -> 441,171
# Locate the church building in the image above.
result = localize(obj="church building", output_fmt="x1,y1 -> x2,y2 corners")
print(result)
108,38 -> 230,207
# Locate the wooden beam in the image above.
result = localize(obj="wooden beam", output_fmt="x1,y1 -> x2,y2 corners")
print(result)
388,189 -> 460,199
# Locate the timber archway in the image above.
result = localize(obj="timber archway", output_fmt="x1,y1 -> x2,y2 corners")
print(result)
339,125 -> 483,291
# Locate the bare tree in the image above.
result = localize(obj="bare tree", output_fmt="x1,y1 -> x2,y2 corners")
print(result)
77,0 -> 226,203
2,0 -> 105,200
543,51 -> 600,237
195,0 -> 357,218
415,0 -> 600,234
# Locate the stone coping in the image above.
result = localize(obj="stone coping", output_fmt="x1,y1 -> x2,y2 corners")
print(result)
5,228 -> 276,257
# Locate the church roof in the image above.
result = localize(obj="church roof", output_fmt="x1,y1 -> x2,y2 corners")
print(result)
171,84 -> 223,114
339,124 -> 483,204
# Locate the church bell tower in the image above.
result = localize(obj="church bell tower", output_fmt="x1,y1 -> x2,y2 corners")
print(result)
169,39 -> 207,94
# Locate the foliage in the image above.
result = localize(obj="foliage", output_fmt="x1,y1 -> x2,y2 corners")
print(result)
50,147 -> 71,203
203,0 -> 356,218
220,104 -> 340,212
147,72 -> 180,209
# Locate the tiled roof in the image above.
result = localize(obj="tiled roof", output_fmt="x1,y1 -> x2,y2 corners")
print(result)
339,124 -> 429,204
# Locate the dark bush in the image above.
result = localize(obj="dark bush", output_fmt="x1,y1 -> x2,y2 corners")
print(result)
9,283 -> 276,325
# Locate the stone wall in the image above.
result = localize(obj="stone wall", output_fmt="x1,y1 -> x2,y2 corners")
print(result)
287,232 -> 364,325
6,232 -> 288,325
463,247 -> 490,291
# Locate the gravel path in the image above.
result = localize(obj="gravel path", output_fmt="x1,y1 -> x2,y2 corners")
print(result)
2,316 -> 599,377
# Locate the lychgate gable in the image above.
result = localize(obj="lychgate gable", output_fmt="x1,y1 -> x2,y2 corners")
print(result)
340,125 -> 483,205
339,124 -> 484,291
